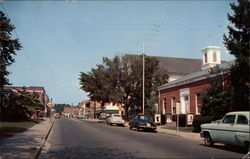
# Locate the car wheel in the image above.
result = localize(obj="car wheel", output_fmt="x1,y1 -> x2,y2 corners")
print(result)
129,125 -> 132,130
136,126 -> 140,131
244,142 -> 250,152
204,134 -> 214,147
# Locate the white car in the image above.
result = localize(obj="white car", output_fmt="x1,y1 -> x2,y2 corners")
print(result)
200,111 -> 250,151
106,114 -> 125,126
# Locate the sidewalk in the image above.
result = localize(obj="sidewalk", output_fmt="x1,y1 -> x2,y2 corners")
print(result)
157,126 -> 203,142
0,118 -> 54,159
83,118 -> 203,142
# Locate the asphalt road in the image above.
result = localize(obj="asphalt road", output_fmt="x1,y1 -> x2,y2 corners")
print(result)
39,117 -> 245,159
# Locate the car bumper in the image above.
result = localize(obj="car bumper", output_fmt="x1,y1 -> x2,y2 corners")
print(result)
138,125 -> 157,129
112,121 -> 125,125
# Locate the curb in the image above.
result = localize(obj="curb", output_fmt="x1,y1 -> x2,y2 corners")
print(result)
157,128 -> 202,142
34,120 -> 55,159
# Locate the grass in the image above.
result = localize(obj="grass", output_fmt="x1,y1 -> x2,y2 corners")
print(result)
0,118 -> 43,139
162,126 -> 194,132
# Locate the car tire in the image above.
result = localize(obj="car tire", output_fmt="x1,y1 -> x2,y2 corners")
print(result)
204,134 -> 214,147
244,142 -> 250,152
136,126 -> 140,131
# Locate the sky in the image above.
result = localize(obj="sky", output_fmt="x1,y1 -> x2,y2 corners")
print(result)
2,0 -> 235,105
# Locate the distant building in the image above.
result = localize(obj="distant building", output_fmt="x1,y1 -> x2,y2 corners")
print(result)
81,100 -> 120,119
63,106 -> 80,117
158,46 -> 231,124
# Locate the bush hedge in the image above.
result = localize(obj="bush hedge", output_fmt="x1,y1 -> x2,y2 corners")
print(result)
193,115 -> 215,132
172,114 -> 187,127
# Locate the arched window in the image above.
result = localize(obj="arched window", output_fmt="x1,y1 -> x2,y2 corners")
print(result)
213,52 -> 217,62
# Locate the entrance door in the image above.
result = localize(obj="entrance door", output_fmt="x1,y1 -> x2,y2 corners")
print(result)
180,88 -> 190,114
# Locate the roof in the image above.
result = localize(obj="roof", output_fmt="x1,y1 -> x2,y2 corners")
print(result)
226,111 -> 250,117
157,56 -> 202,75
124,54 -> 206,76
159,61 -> 234,91
3,86 -> 45,92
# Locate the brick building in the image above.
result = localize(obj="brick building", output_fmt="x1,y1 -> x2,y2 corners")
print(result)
158,46 -> 232,123
63,106 -> 80,117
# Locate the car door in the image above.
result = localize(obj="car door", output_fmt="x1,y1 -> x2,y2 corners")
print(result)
234,115 -> 250,146
213,114 -> 236,144
131,116 -> 138,127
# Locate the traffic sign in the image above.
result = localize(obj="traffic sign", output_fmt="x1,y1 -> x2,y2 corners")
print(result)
47,102 -> 55,107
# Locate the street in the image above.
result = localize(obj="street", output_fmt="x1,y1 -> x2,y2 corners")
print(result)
39,117 -> 244,159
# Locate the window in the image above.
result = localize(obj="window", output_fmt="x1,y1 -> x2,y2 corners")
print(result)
205,53 -> 208,63
213,52 -> 217,62
172,97 -> 176,114
162,98 -> 166,114
222,115 -> 236,124
164,98 -> 167,110
196,93 -> 202,114
237,115 -> 248,124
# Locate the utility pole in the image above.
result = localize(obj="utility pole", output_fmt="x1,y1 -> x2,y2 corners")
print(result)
142,42 -> 145,114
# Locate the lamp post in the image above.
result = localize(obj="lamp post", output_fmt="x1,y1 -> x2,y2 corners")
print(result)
142,42 -> 145,114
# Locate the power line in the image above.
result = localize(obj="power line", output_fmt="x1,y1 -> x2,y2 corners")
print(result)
0,3 -> 45,87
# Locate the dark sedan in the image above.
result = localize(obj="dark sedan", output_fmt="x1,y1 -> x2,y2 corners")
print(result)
129,114 -> 157,132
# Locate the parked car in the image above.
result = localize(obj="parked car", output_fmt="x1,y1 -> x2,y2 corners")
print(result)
99,112 -> 109,120
54,113 -> 61,119
129,114 -> 157,132
200,111 -> 250,151
77,115 -> 85,119
106,114 -> 125,126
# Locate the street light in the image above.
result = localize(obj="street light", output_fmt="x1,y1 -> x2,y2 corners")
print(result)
142,41 -> 145,114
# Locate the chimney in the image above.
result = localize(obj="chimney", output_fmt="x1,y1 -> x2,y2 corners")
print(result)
201,46 -> 221,70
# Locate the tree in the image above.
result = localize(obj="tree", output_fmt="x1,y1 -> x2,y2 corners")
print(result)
54,104 -> 68,113
0,11 -> 22,87
223,0 -> 250,111
201,66 -> 232,119
79,55 -> 168,120
0,88 -> 44,121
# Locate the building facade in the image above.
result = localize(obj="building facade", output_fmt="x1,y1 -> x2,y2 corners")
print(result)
63,106 -> 80,117
158,46 -> 232,124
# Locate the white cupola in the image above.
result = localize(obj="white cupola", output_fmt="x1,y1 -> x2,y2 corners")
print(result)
201,46 -> 221,70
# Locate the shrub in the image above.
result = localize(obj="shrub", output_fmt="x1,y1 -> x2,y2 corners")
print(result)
193,115 -> 214,132
172,114 -> 187,127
